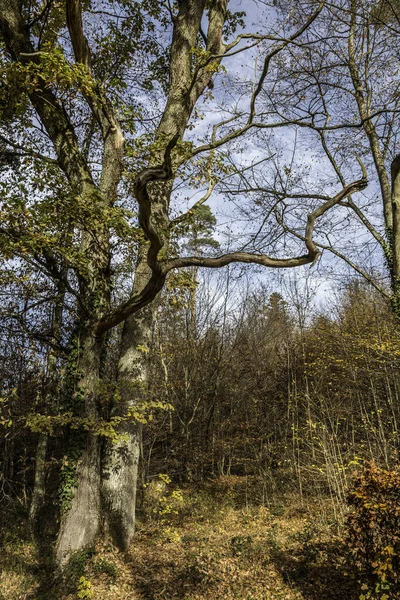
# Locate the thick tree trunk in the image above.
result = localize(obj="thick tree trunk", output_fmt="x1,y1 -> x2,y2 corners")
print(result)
56,435 -> 102,566
101,423 -> 140,551
55,331 -> 104,568
102,249 -> 156,550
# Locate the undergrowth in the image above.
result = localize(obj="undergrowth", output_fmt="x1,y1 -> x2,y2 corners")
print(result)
0,478 -> 359,600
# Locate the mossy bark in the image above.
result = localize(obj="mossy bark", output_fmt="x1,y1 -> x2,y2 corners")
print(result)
55,331 -> 104,568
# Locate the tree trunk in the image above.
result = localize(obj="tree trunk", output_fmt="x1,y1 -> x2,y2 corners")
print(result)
391,155 -> 400,317
28,433 -> 48,534
102,248 -> 156,550
100,0 -> 227,551
56,435 -> 101,566
55,330 -> 104,568
29,282 -> 65,535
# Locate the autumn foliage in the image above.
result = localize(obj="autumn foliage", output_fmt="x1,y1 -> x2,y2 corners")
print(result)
346,462 -> 400,600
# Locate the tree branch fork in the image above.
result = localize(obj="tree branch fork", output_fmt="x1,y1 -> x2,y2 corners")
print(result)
93,147 -> 368,336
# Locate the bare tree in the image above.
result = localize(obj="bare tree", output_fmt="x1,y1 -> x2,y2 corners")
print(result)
229,0 -> 400,313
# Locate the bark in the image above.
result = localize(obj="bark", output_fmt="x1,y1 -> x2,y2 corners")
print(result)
391,155 -> 400,314
55,330 -> 104,568
54,233 -> 110,568
102,248 -> 155,550
56,435 -> 102,567
28,433 -> 48,532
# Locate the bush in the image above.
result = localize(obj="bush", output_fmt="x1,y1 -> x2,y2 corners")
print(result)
346,462 -> 400,600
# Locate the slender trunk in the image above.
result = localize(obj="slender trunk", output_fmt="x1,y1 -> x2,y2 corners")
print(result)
391,155 -> 400,316
28,433 -> 48,533
188,265 -> 198,341
29,283 -> 65,534
348,3 -> 392,231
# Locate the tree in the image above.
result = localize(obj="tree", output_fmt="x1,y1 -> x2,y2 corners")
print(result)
232,0 -> 400,315
0,0 -> 369,566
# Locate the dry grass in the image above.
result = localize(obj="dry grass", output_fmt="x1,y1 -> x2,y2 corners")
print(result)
0,478 -> 358,600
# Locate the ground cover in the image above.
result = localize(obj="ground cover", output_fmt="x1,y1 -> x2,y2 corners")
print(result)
0,479 -> 358,600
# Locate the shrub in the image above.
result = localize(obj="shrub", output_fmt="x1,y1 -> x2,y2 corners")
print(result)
346,462 -> 400,599
77,576 -> 94,599
143,474 -> 184,522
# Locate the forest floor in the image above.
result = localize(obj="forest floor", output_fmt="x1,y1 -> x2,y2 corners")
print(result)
0,477 -> 359,600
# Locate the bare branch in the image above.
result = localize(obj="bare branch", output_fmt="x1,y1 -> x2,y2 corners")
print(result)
170,180 -> 216,229
0,134 -> 58,165
165,250 -> 314,271
191,108 -> 400,159
316,241 -> 391,299
249,2 -> 325,123
304,157 -> 367,257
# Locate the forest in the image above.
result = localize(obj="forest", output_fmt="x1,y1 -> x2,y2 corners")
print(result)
1,0 -> 400,598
